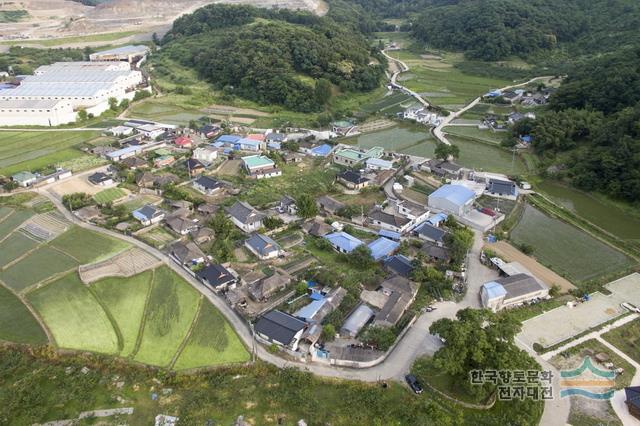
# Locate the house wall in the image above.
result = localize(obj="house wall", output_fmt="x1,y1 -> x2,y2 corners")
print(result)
244,241 -> 279,260
230,216 -> 262,233
0,103 -> 77,126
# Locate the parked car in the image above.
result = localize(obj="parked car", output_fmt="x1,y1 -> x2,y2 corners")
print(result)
405,374 -> 423,394
621,302 -> 640,313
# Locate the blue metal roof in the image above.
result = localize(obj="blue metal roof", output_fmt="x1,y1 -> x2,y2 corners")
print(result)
310,144 -> 332,157
211,141 -> 225,148
482,281 -> 507,299
427,213 -> 448,226
216,134 -> 242,144
309,291 -> 324,301
237,138 -> 262,149
368,237 -> 400,260
268,141 -> 281,150
429,184 -> 475,207
378,229 -> 401,241
324,232 -> 363,253
107,145 -> 141,158
294,299 -> 326,321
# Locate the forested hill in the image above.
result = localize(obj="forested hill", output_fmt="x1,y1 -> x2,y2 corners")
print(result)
523,48 -> 640,202
159,5 -> 386,112
375,0 -> 640,61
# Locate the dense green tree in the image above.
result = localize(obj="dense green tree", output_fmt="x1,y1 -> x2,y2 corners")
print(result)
434,143 -> 460,161
347,245 -> 375,269
445,226 -> 474,265
296,194 -> 319,219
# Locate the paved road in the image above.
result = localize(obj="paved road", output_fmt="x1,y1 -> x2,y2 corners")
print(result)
602,336 -> 640,425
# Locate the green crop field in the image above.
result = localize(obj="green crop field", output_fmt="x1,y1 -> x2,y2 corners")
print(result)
0,209 -> 34,239
511,205 -> 634,282
443,126 -> 506,145
0,131 -> 100,176
174,302 -> 249,370
134,266 -> 201,367
91,271 -> 153,357
93,188 -> 127,205
447,135 -> 527,174
50,226 -> 130,264
28,273 -> 119,353
0,231 -> 38,268
360,92 -> 415,114
0,246 -> 78,292
0,285 -> 47,344
602,319 -> 640,364
391,50 -> 512,110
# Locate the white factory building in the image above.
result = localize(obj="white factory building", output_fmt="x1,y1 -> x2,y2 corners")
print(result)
0,61 -> 146,126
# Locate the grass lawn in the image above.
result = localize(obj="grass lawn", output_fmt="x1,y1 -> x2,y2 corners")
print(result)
412,357 -> 486,404
0,209 -> 34,240
91,270 -> 153,357
28,272 -> 119,353
391,50 -> 512,110
0,246 -> 78,292
134,266 -> 200,367
173,301 -> 249,370
50,226 -> 130,264
511,205 -> 634,283
0,131 -> 101,176
442,125 -> 506,145
93,187 -> 127,205
0,285 -> 47,344
602,319 -> 640,365
0,231 -> 38,268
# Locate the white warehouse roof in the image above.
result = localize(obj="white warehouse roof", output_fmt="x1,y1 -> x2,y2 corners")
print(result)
1,82 -> 114,98
23,70 -> 137,84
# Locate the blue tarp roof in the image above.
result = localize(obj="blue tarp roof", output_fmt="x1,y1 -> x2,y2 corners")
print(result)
378,229 -> 401,240
521,135 -> 533,143
310,144 -> 332,157
324,232 -> 363,253
482,281 -> 507,299
427,213 -> 448,226
429,184 -> 475,207
368,237 -> 400,261
309,291 -> 324,301
216,134 -> 242,144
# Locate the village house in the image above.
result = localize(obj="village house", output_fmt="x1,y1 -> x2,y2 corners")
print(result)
421,159 -> 464,179
185,158 -> 205,177
245,233 -> 282,260
133,205 -> 165,226
421,242 -> 451,262
481,274 -> 549,311
138,124 -> 165,140
277,195 -> 297,215
198,124 -> 221,139
337,170 -> 371,190
428,184 -> 476,216
249,272 -> 291,301
242,155 -> 282,179
361,276 -> 418,328
136,172 -> 179,189
333,146 -> 384,167
324,231 -> 363,254
254,310 -> 306,351
174,135 -> 193,149
191,227 -> 214,244
414,222 -> 448,246
341,304 -> 374,338
486,178 -> 518,198
170,241 -> 206,265
193,146 -> 218,163
368,209 -> 412,233
88,172 -> 114,187
331,120 -> 359,137
384,254 -> 415,278
121,156 -> 148,170
226,201 -> 265,233
11,171 -> 37,187
165,216 -> 199,235
197,264 -> 237,292
192,175 -> 224,195
367,237 -> 400,261
154,155 -> 175,168
108,125 -> 134,137
107,146 -> 143,162
302,219 -> 333,237
365,157 -> 394,171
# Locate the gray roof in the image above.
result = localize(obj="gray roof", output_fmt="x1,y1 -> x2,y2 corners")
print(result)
194,175 -> 222,190
255,310 -> 306,345
279,195 -> 296,207
488,179 -> 517,195
166,216 -> 198,234
496,274 -> 547,300
302,220 -> 333,237
136,205 -> 163,221
317,195 -> 345,213
420,243 -> 450,261
245,233 -> 281,257
226,201 -> 265,224
339,170 -> 369,185
341,304 -> 375,337
170,241 -> 205,264
369,210 -> 410,228
415,223 -> 447,242
384,255 -> 415,278
249,272 -> 290,300
196,264 -> 235,288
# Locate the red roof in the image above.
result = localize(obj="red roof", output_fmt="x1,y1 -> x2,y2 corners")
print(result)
175,136 -> 192,146
246,134 -> 265,141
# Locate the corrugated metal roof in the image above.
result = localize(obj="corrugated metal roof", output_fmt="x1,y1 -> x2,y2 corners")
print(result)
2,82 -> 114,97
429,184 -> 475,207
368,237 -> 400,260
482,281 -> 507,299
23,70 -> 135,83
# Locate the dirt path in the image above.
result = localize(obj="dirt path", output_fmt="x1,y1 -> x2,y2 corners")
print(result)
485,240 -> 576,292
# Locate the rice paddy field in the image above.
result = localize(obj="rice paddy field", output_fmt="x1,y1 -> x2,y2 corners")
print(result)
133,267 -> 202,367
510,205 -> 635,283
442,126 -> 506,145
50,226 -> 130,264
28,272 -> 120,353
360,91 -> 416,115
346,126 -> 527,174
0,231 -> 38,268
0,285 -> 47,345
390,50 -> 512,110
91,270 -> 153,357
174,302 -> 251,370
0,130 -> 101,176
0,209 -> 34,239
93,187 -> 127,205
128,99 -> 207,126
0,246 -> 78,292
